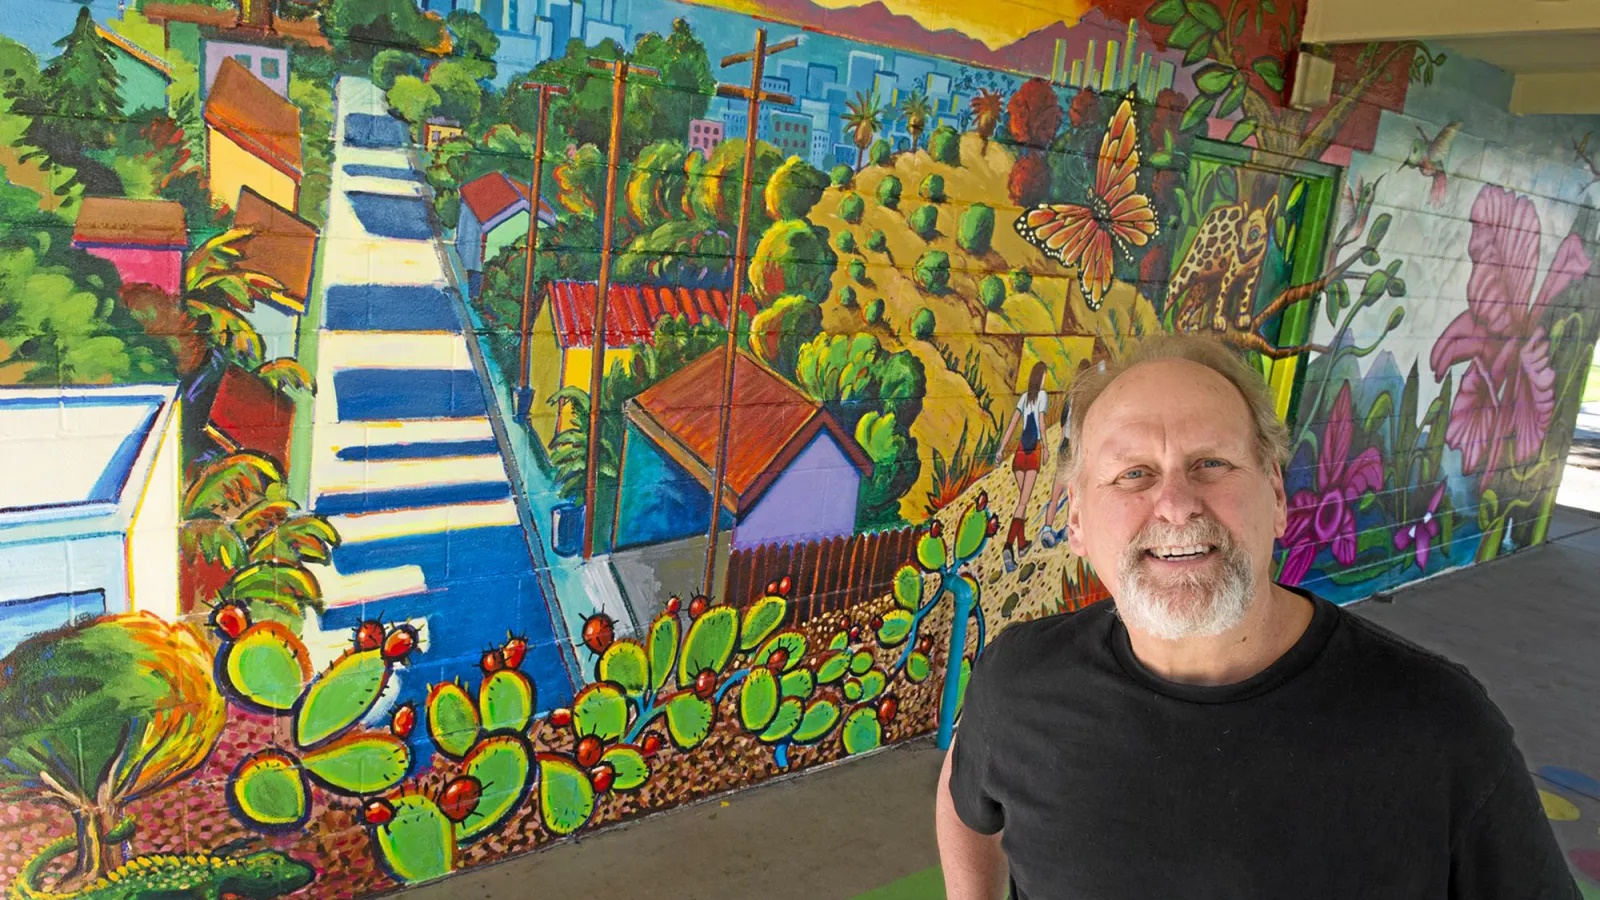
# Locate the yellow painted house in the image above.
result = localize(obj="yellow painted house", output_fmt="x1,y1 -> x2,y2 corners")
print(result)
204,57 -> 302,212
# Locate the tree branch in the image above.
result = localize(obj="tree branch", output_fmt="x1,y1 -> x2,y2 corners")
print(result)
1250,241 -> 1373,326
1293,41 -> 1430,161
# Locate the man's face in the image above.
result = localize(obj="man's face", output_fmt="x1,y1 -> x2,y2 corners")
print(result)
1066,359 -> 1287,640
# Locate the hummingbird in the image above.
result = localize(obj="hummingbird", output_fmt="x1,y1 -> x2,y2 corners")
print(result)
1400,121 -> 1461,207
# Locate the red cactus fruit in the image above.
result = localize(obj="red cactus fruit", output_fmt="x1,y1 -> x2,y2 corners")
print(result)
576,736 -> 604,768
440,776 -> 482,823
354,620 -> 384,651
382,624 -> 418,661
582,614 -> 615,655
391,702 -> 417,739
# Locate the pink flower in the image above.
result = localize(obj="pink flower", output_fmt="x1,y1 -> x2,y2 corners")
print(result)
1280,383 -> 1384,585
1393,482 -> 1447,571
1430,186 -> 1591,475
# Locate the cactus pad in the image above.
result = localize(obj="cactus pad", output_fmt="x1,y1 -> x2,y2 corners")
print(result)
479,669 -> 535,733
828,631 -> 850,652
600,745 -> 650,791
857,669 -> 886,703
779,668 -> 814,700
572,683 -> 628,741
893,565 -> 923,611
678,605 -> 738,686
876,610 -> 914,647
753,631 -> 806,672
916,533 -> 947,571
375,794 -> 455,884
597,639 -> 649,694
222,621 -> 311,712
302,731 -> 411,794
841,707 -> 883,755
954,507 -> 988,560
647,613 -> 678,692
427,681 -> 481,759
906,651 -> 932,683
295,647 -> 390,748
739,595 -> 787,650
664,692 -> 714,749
792,699 -> 840,744
228,750 -> 309,830
849,650 -> 874,676
759,698 -> 804,743
739,667 -> 779,731
459,734 -> 533,840
537,753 -> 596,836
816,650 -> 850,684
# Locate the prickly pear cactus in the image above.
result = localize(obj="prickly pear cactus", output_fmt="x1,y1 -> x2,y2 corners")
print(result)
214,608 -> 418,832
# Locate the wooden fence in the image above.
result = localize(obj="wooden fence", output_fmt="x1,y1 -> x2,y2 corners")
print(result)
723,527 -> 920,624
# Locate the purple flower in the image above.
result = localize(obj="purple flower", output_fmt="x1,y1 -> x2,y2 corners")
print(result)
1430,186 -> 1591,475
1393,482 -> 1447,571
1280,383 -> 1384,585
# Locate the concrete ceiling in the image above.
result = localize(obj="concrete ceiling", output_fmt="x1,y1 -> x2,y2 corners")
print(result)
1305,0 -> 1600,115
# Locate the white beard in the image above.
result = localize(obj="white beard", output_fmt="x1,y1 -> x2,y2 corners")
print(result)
1113,518 -> 1256,641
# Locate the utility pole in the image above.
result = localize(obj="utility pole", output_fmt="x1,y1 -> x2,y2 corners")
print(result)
515,81 -> 567,418
700,29 -> 801,597
582,56 -> 659,560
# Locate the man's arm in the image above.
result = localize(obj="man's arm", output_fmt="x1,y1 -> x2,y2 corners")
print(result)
1450,746 -> 1580,900
937,740 -> 1008,900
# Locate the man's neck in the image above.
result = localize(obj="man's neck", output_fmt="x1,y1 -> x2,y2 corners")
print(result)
1124,584 -> 1315,687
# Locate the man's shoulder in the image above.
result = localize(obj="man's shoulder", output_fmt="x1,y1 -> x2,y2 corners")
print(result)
979,601 -> 1117,680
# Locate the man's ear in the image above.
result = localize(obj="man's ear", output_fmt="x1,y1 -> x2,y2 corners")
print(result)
1270,459 -> 1288,539
1066,483 -> 1087,556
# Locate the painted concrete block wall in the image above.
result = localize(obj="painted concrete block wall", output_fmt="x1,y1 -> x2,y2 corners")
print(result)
2,0 -> 1599,896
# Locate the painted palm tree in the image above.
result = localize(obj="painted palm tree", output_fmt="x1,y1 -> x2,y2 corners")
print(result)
180,450 -> 339,615
899,90 -> 934,150
842,90 -> 887,168
970,88 -> 1004,148
183,228 -> 314,393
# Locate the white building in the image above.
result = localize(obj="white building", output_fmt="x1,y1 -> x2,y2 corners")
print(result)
0,385 -> 182,656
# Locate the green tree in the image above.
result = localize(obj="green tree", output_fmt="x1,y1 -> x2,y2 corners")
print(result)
749,294 -> 823,378
28,6 -> 122,145
854,411 -> 918,528
836,285 -> 858,307
838,192 -> 865,224
748,220 -> 837,305
387,75 -> 441,128
291,73 -> 335,226
1009,268 -> 1032,293
630,18 -> 714,153
928,125 -> 961,165
864,297 -> 884,324
765,156 -> 829,221
689,138 -> 782,232
898,90 -> 934,150
0,614 -> 225,884
371,48 -> 421,91
841,91 -> 886,168
909,204 -> 938,240
979,274 -> 1007,310
835,230 -> 857,254
877,175 -> 902,210
868,138 -> 892,166
958,204 -> 995,254
865,229 -> 888,253
910,307 -> 936,339
914,251 -> 951,294
830,164 -> 853,187
794,332 -> 925,435
625,139 -> 692,231
919,173 -> 946,202
446,9 -> 500,64
849,258 -> 869,284
326,0 -> 448,61
427,58 -> 485,124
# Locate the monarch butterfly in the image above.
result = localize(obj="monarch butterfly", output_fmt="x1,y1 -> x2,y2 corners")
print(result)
1014,91 -> 1159,310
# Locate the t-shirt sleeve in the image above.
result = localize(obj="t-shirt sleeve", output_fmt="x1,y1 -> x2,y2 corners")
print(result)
948,635 -> 1007,835
1450,744 -> 1580,900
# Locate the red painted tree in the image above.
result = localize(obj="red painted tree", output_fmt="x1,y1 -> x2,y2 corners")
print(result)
1005,78 -> 1062,150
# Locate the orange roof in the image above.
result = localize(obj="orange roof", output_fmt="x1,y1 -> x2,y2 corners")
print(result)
140,2 -> 331,49
233,187 -> 318,312
626,348 -> 871,514
204,57 -> 303,179
459,171 -> 555,226
545,281 -> 753,351
72,197 -> 188,248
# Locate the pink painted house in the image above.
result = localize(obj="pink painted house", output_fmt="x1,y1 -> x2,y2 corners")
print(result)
71,197 -> 189,295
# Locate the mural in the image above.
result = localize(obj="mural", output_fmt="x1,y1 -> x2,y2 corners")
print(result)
2,0 -> 1599,894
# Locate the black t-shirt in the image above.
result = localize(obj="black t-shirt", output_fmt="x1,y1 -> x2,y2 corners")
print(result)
949,590 -> 1579,900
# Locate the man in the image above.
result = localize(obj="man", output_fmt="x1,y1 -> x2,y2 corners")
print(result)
937,333 -> 1577,899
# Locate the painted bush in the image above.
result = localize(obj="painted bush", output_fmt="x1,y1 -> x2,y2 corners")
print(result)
2,0 -> 1599,895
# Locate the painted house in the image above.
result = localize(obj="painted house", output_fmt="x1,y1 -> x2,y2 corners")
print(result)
95,25 -> 173,113
71,197 -> 188,296
204,364 -> 294,474
424,117 -> 465,149
0,385 -> 181,656
204,56 -> 303,212
455,171 -> 555,295
532,281 -> 754,439
202,38 -> 290,98
616,348 -> 871,551
232,186 -> 319,361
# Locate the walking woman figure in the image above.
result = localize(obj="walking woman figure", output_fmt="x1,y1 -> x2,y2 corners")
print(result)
995,362 -> 1049,569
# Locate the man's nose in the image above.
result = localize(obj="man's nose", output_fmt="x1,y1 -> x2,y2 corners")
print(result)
1150,469 -> 1204,522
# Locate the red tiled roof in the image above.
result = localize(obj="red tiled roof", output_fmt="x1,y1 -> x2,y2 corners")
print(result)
459,171 -> 555,225
204,57 -> 302,179
73,197 -> 188,248
233,186 -> 319,312
207,364 -> 294,472
626,348 -> 870,514
545,281 -> 754,351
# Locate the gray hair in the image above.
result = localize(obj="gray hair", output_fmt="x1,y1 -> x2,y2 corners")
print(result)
1062,333 -> 1291,485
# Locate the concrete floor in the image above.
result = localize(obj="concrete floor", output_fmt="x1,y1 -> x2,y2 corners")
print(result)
396,504 -> 1600,900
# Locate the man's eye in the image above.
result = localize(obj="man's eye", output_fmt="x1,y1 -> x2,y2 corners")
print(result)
1199,459 -> 1227,469
1120,468 -> 1147,480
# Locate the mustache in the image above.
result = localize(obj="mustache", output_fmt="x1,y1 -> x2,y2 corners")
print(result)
1128,518 -> 1234,553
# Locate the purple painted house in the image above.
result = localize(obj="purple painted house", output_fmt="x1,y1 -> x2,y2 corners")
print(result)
614,348 -> 871,551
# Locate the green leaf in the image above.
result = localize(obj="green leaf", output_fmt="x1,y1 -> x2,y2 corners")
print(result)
1167,16 -> 1207,51
1251,57 -> 1285,91
222,621 -> 311,711
479,669 -> 535,733
537,754 -> 596,836
740,667 -> 780,731
754,630 -> 807,672
601,745 -> 650,791
780,668 -> 815,700
760,698 -> 804,743
893,565 -> 923,611
1326,280 -> 1350,326
1262,0 -> 1276,11
460,735 -> 534,839
229,750 -> 308,828
1217,81 -> 1247,118
850,649 -> 874,676
1364,391 -> 1393,435
906,651 -> 932,683
816,650 -> 851,684
1361,248 -> 1382,266
1194,64 -> 1235,96
648,613 -> 679,693
793,699 -> 841,744
740,595 -> 788,650
598,640 -> 650,695
915,534 -> 947,571
841,707 -> 883,755
1183,37 -> 1211,65
1356,526 -> 1393,555
1181,93 -> 1217,132
1146,0 -> 1185,25
876,609 -> 915,647
1225,119 -> 1257,144
1361,271 -> 1390,305
678,605 -> 739,685
857,669 -> 887,702
303,731 -> 410,794
1185,0 -> 1225,30
295,648 -> 390,749
1388,277 -> 1407,297
427,682 -> 481,760
1367,213 -> 1392,247
665,693 -> 715,749
572,683 -> 629,742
